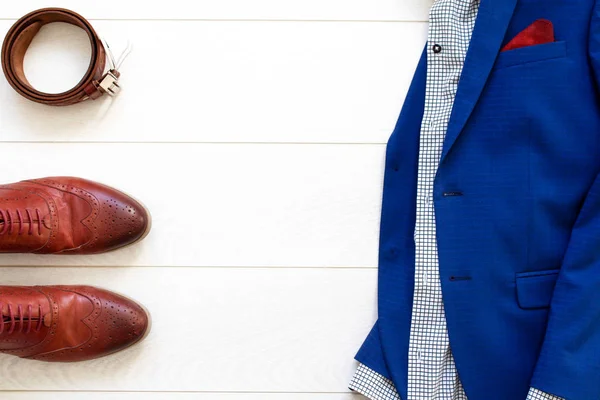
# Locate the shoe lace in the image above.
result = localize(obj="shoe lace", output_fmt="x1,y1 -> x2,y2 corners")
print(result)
0,303 -> 44,334
0,209 -> 43,236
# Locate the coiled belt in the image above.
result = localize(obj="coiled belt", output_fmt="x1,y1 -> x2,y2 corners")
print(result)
1,8 -> 121,106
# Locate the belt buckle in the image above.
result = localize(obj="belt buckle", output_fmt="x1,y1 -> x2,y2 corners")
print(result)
98,70 -> 121,97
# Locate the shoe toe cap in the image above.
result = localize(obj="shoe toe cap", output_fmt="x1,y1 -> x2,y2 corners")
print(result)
91,288 -> 150,356
78,182 -> 151,254
95,193 -> 151,252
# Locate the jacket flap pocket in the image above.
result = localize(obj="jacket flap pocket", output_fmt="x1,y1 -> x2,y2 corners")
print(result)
495,41 -> 567,69
516,269 -> 560,309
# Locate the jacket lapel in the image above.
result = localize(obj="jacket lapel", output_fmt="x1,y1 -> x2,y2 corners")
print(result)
440,0 -> 518,163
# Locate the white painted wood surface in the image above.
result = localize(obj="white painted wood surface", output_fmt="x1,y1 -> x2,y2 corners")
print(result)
0,21 -> 427,144
1,1 -> 434,22
0,267 -> 376,392
0,1 -> 428,399
0,143 -> 384,268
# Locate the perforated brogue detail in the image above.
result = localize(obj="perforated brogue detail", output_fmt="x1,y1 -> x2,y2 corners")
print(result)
21,177 -> 150,254
29,286 -> 148,362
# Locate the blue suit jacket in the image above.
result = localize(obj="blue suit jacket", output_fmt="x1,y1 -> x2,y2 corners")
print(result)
355,1 -> 600,399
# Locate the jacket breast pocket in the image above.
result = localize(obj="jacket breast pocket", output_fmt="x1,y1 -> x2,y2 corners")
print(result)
515,269 -> 560,309
494,41 -> 567,69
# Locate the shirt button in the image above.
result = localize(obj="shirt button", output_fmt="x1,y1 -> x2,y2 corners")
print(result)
422,271 -> 429,286
432,44 -> 442,53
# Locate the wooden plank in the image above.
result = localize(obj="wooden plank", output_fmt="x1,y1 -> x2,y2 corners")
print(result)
0,20 -> 427,144
0,267 -> 377,392
0,143 -> 384,268
2,393 -> 362,400
1,1 -> 433,21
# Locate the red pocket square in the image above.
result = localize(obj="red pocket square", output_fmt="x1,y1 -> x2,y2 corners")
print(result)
501,19 -> 555,52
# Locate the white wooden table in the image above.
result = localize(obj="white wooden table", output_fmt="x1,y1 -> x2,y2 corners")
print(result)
0,1 -> 431,398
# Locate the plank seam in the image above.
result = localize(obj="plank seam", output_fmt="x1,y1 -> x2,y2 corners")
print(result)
0,265 -> 377,269
0,18 -> 429,23
0,390 -> 362,394
0,141 -> 388,145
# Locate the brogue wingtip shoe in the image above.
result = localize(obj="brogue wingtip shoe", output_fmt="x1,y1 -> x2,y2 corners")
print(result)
0,285 -> 150,363
0,177 -> 151,255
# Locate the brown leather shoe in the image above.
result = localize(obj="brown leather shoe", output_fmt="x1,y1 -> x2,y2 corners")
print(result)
0,285 -> 149,362
0,177 -> 151,254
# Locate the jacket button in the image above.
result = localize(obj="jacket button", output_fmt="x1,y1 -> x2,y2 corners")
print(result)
432,44 -> 442,53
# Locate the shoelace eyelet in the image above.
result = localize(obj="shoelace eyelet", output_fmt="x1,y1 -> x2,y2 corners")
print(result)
0,208 -> 43,236
0,302 -> 45,335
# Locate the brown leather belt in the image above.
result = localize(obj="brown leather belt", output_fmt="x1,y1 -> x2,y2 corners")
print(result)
1,8 -> 121,106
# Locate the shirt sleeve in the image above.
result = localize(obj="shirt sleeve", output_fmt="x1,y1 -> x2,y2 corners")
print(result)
526,387 -> 564,400
349,363 -> 401,400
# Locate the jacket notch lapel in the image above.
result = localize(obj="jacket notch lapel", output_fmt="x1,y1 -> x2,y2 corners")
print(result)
440,0 -> 518,163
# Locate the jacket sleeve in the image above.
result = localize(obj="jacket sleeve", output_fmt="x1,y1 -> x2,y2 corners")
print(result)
529,171 -> 600,398
529,3 -> 600,398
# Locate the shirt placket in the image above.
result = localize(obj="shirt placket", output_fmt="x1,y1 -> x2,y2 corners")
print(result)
407,1 -> 457,399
